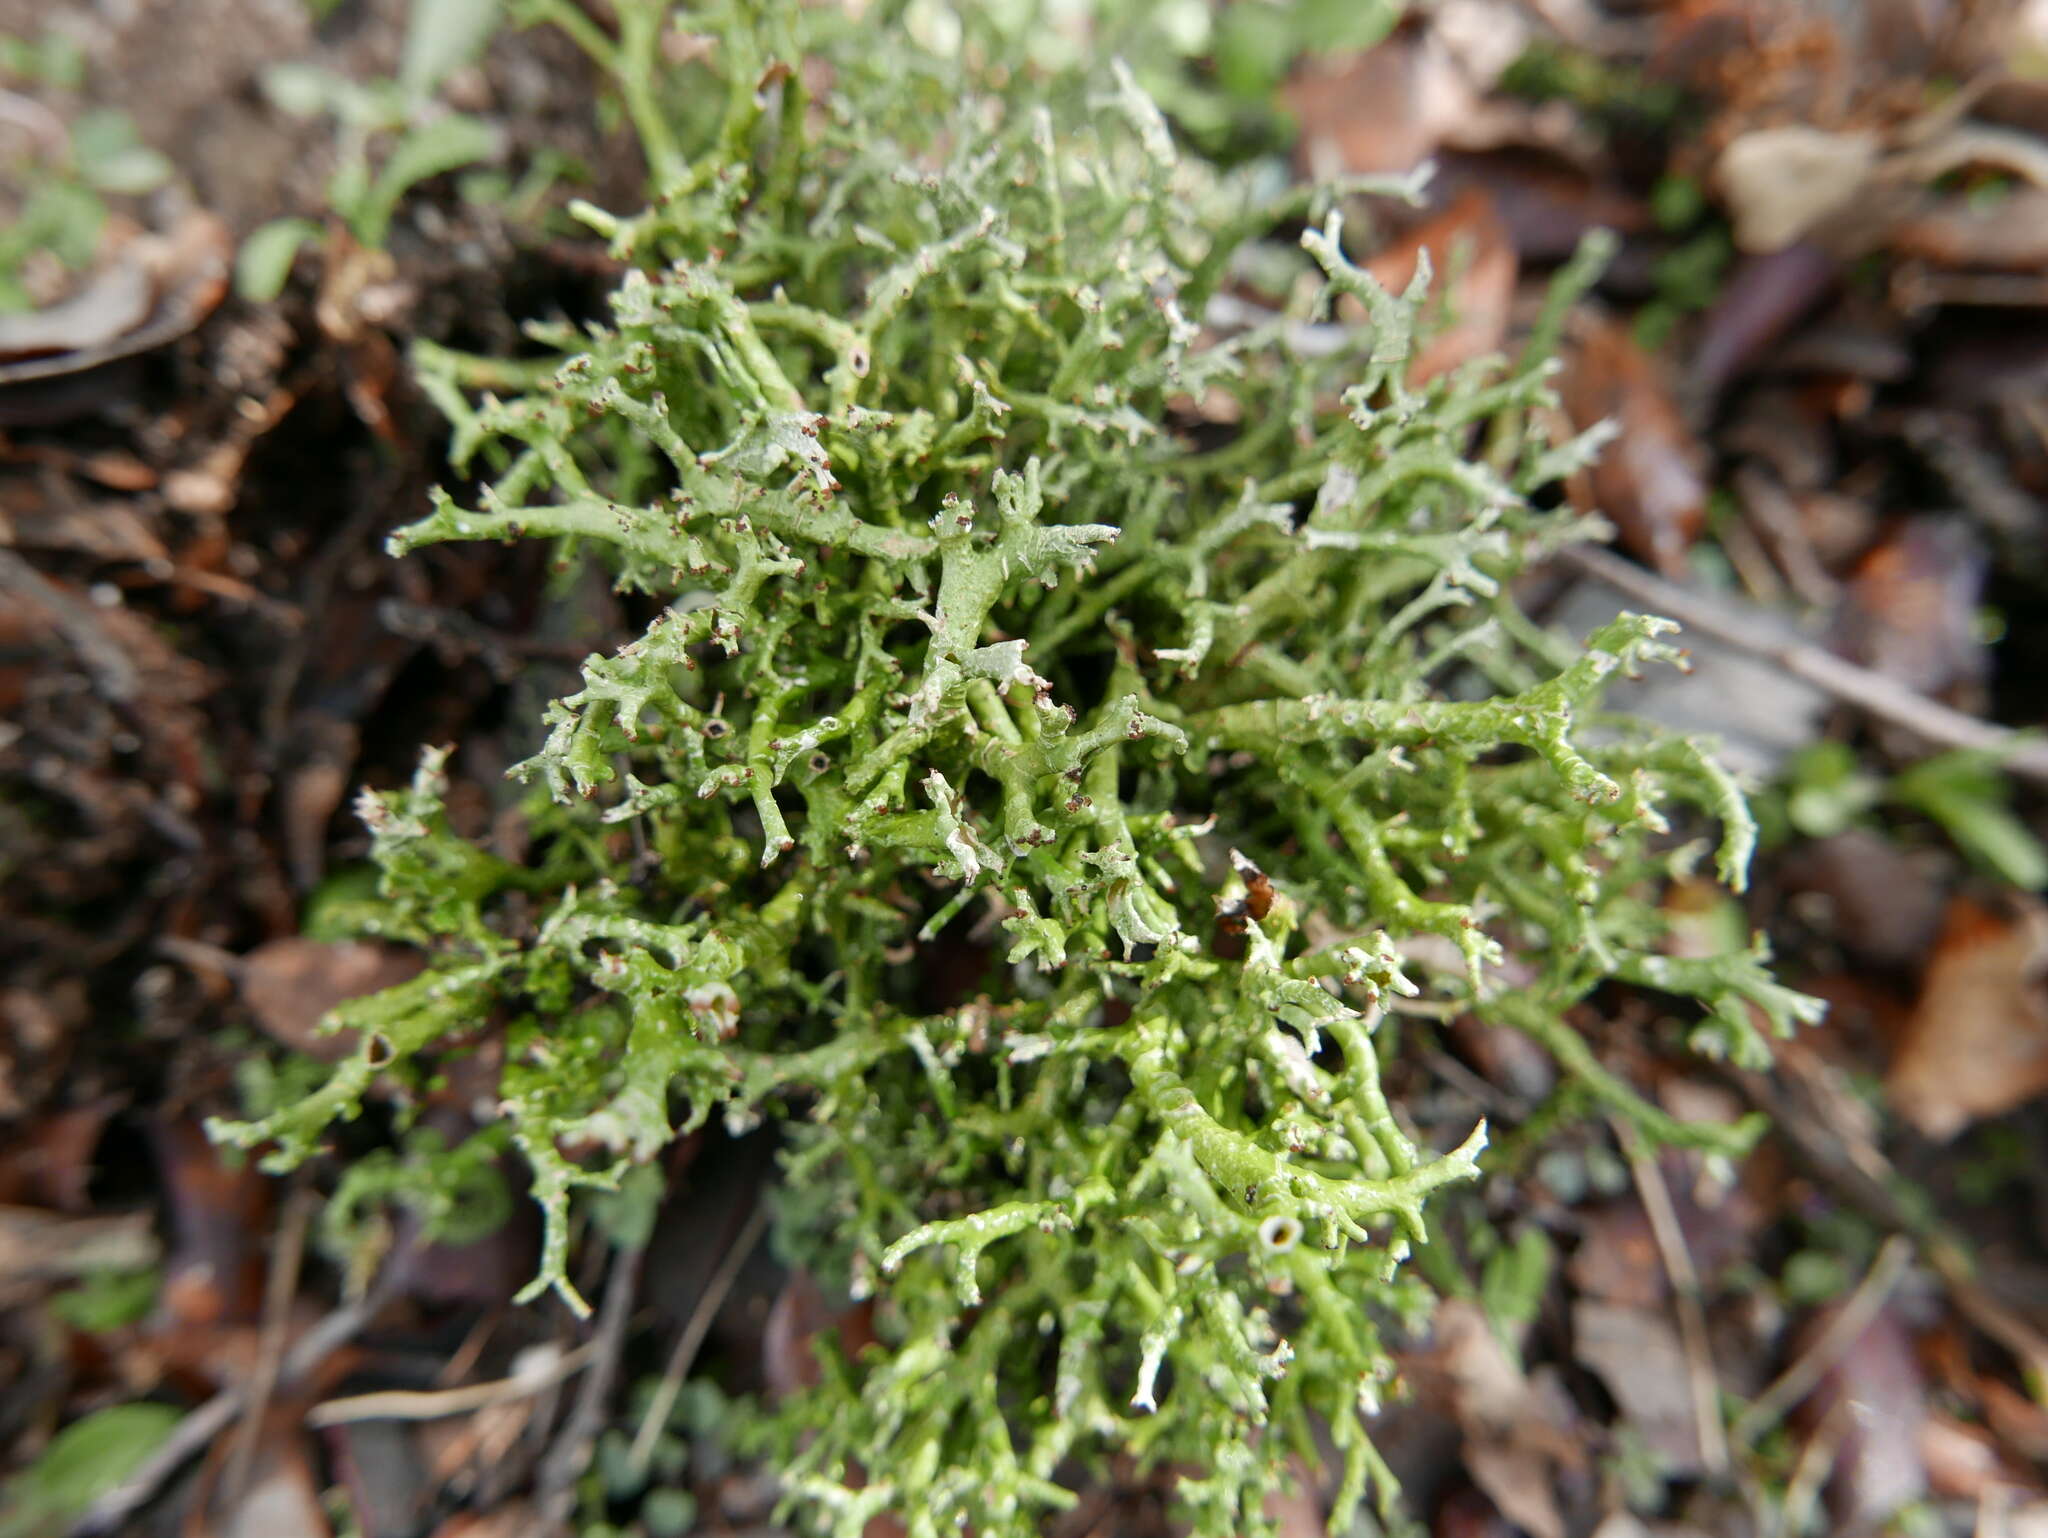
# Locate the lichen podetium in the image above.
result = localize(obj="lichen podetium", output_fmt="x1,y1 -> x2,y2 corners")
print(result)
213,5 -> 1820,1533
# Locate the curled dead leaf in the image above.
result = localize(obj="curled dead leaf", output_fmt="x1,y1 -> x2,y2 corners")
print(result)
1363,187 -> 1518,384
1886,895 -> 2048,1139
1404,1299 -> 1582,1538
0,210 -> 231,386
234,937 -> 426,1061
1891,188 -> 2048,271
1285,28 -> 1484,179
1790,1303 -> 1928,1532
1572,1300 -> 1711,1474
1558,310 -> 1708,577
1716,126 -> 1881,253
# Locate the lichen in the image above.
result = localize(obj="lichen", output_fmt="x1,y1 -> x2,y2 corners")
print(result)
209,4 -> 1821,1533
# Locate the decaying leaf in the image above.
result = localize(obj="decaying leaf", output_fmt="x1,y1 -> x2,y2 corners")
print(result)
0,210 -> 232,387
1790,1303 -> 1928,1532
193,1411 -> 332,1538
1918,1410 -> 2035,1501
150,1117 -> 272,1327
1778,829 -> 1947,971
1716,126 -> 1883,253
1572,1300 -> 1710,1474
0,1204 -> 156,1285
234,937 -> 427,1061
1558,311 -> 1708,578
1886,895 -> 2048,1139
1364,187 -> 1518,384
1690,244 -> 1838,405
1892,188 -> 2048,271
1833,516 -> 1987,700
1404,1300 -> 1583,1538
1285,27 -> 1485,178
1567,1171 -> 1756,1313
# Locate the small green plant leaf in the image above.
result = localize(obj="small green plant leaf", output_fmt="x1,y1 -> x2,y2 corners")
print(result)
235,217 -> 321,303
49,1267 -> 161,1333
68,111 -> 173,195
399,0 -> 502,103
1894,750 -> 2048,890
0,1403 -> 181,1537
349,113 -> 498,246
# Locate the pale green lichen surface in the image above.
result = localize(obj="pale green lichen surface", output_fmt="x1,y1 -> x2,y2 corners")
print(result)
213,4 -> 1821,1533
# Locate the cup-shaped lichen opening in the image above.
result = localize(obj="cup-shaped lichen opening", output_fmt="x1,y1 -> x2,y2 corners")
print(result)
1258,1213 -> 1305,1255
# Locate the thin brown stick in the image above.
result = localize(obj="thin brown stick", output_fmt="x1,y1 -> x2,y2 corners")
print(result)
1730,1233 -> 1913,1448
1612,1118 -> 1729,1476
0,548 -> 139,701
73,1261 -> 403,1535
1773,1392 -> 1850,1538
627,1199 -> 772,1474
306,1341 -> 598,1427
1557,543 -> 2048,782
533,1241 -> 646,1528
223,1183 -> 316,1506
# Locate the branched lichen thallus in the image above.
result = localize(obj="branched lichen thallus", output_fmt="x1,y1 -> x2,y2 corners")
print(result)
210,10 -> 1821,1536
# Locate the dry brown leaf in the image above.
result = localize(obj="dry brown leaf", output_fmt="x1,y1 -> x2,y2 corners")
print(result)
1918,1412 -> 2014,1500
0,210 -> 232,386
1716,126 -> 1882,253
0,1099 -> 120,1212
1559,311 -> 1708,577
1777,829 -> 1948,971
236,937 -> 426,1061
764,1267 -> 877,1402
1981,1376 -> 2048,1465
1284,30 -> 1482,179
151,1117 -> 272,1328
1572,1300 -> 1710,1474
1834,516 -> 1987,699
1886,895 -> 2048,1139
1691,245 -> 1839,405
1404,1300 -> 1582,1538
1363,188 -> 1518,385
1792,1304 -> 1928,1531
1439,151 -> 1650,264
0,1204 -> 156,1284
1893,189 -> 2048,270
193,1416 -> 332,1538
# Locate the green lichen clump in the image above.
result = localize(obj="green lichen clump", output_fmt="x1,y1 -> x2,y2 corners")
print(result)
215,5 -> 1820,1534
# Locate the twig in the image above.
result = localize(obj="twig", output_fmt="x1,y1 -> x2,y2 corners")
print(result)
627,1198 -> 772,1475
1726,1060 -> 2048,1387
1734,465 -> 1839,608
1925,1242 -> 2048,1384
223,1183 -> 316,1507
1612,1118 -> 1729,1477
1773,1392 -> 1849,1538
1556,543 -> 2048,782
306,1341 -> 598,1427
73,1259 -> 404,1535
0,548 -> 138,701
1976,1480 -> 2015,1538
1423,1048 -> 1527,1121
1730,1233 -> 1914,1448
533,1241 -> 646,1527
